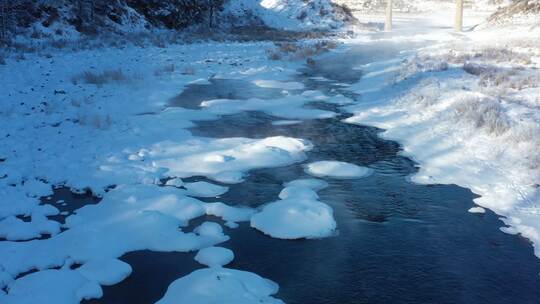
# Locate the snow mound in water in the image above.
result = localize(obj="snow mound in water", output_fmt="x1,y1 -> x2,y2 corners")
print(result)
204,202 -> 256,228
305,161 -> 372,179
284,178 -> 329,191
252,79 -> 305,90
195,247 -> 235,267
1,269 -> 102,303
153,136 -> 313,183
469,207 -> 486,214
156,268 -> 284,304
185,181 -> 229,198
250,182 -> 336,239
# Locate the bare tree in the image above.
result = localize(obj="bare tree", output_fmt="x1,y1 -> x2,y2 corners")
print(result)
0,0 -> 24,42
455,0 -> 464,32
385,0 -> 392,31
208,0 -> 225,28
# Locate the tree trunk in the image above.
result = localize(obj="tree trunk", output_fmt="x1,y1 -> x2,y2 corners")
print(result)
455,0 -> 464,32
385,0 -> 392,31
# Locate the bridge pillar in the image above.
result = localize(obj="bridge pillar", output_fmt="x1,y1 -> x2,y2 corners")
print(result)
385,0 -> 393,31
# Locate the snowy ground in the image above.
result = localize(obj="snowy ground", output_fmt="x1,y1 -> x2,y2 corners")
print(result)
1,4 -> 540,304
343,9 -> 540,257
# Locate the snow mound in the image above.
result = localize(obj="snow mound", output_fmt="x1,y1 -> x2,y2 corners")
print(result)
195,247 -> 235,267
156,268 -> 284,304
305,161 -> 372,179
204,202 -> 256,228
185,181 -> 229,198
284,178 -> 329,191
469,207 -> 486,214
250,182 -> 336,239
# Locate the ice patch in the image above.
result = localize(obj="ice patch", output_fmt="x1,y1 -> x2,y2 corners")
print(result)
1,269 -> 102,304
272,120 -> 302,126
284,178 -> 329,191
250,182 -> 336,239
305,161 -> 373,179
252,79 -> 305,90
469,207 -> 486,214
194,247 -> 234,267
164,178 -> 184,188
204,202 -> 255,228
77,258 -> 132,286
200,96 -> 336,120
185,181 -> 229,198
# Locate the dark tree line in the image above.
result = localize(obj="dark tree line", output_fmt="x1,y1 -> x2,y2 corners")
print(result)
0,0 -> 226,42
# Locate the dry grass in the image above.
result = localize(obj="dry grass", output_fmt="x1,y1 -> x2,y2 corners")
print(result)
453,96 -> 510,136
154,64 -> 176,76
71,68 -> 128,86
266,40 -> 339,61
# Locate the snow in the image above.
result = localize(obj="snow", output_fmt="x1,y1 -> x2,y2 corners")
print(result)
342,8 -> 540,257
305,161 -> 373,179
194,247 -> 235,267
1,269 -> 102,304
204,202 -> 256,228
2,2 -> 540,302
223,0 -> 348,30
156,268 -> 283,304
469,207 -> 486,214
272,120 -> 302,126
77,259 -> 132,286
200,96 -> 337,120
184,181 -> 229,198
250,181 -> 337,239
253,79 -> 305,90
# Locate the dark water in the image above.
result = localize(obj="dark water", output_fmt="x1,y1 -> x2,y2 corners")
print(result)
86,42 -> 540,304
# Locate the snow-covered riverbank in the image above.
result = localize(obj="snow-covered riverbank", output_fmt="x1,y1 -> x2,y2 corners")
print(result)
343,10 -> 540,257
1,4 -> 540,303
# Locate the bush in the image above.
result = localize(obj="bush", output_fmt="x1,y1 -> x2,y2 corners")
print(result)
71,68 -> 128,86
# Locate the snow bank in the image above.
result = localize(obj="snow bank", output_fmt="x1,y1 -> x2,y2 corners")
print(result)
305,161 -> 372,179
250,181 -> 336,239
156,268 -> 283,304
223,0 -> 351,30
344,18 -> 540,257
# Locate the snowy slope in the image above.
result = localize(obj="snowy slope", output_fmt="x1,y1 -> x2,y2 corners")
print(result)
344,8 -> 540,257
222,0 -> 354,30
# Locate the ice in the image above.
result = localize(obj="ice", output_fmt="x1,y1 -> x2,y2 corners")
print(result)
200,96 -> 337,120
250,183 -> 336,239
156,268 -> 284,304
77,258 -> 132,286
204,202 -> 256,228
152,137 -> 313,181
284,178 -> 329,191
305,161 -> 373,179
0,269 -> 102,304
272,120 -> 302,126
469,207 -> 486,214
184,181 -> 229,198
0,215 -> 61,241
194,247 -> 234,267
164,178 -> 184,188
194,222 -> 229,243
252,79 -> 305,90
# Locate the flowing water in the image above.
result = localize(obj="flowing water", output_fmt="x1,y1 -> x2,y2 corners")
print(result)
87,35 -> 540,304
